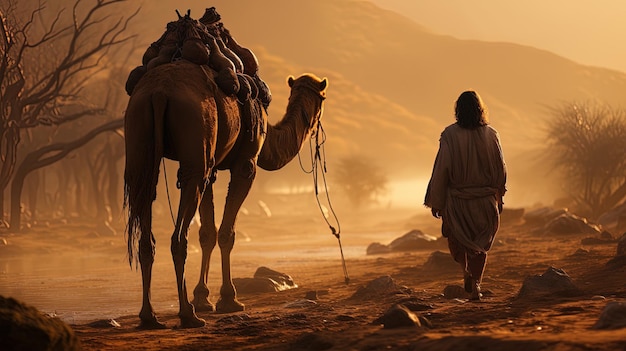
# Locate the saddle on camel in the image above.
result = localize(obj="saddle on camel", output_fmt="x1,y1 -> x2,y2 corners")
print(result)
125,8 -> 271,140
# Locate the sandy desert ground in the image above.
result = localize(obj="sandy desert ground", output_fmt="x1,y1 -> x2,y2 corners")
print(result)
1,203 -> 626,350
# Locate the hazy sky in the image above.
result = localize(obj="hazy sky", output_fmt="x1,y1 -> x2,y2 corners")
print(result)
370,0 -> 626,73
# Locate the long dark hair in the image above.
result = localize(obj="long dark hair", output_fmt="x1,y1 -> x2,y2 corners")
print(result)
455,91 -> 489,128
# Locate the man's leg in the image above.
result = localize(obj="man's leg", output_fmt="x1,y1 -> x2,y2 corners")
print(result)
467,252 -> 487,300
447,237 -> 472,292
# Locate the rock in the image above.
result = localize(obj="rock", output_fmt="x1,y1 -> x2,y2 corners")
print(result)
606,254 -> 626,269
395,298 -> 434,312
569,248 -> 590,257
581,236 -> 614,245
233,266 -> 297,294
524,207 -> 568,226
254,266 -> 296,288
592,301 -> 626,330
388,230 -> 439,252
599,231 -> 614,240
516,267 -> 581,299
544,213 -> 601,235
443,285 -> 469,299
593,232 -> 626,268
617,233 -> 626,256
233,277 -> 279,293
366,242 -> 391,255
0,296 -> 80,351
597,202 -> 626,233
87,319 -> 121,328
290,332 -> 334,351
366,230 -> 443,255
350,275 -> 411,300
372,304 -> 422,329
422,250 -> 459,272
581,231 -> 615,245
500,207 -> 525,224
305,291 -> 318,300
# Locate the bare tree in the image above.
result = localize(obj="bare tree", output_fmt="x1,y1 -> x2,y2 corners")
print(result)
333,156 -> 388,209
546,101 -> 626,219
0,0 -> 136,227
10,118 -> 122,230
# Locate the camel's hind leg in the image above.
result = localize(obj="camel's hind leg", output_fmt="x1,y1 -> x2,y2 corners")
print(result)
192,171 -> 218,312
171,164 -> 207,328
216,159 -> 256,313
138,212 -> 166,329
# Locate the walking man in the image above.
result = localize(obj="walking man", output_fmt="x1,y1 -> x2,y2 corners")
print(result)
424,90 -> 507,300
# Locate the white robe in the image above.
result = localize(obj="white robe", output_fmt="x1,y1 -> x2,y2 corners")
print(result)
424,123 -> 507,254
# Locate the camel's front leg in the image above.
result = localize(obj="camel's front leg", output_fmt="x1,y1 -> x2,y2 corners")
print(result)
171,169 -> 206,328
216,160 -> 256,313
192,176 -> 218,312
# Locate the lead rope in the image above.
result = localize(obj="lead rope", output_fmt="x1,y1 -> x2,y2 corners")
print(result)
298,120 -> 350,284
162,159 -> 212,237
162,159 -> 176,226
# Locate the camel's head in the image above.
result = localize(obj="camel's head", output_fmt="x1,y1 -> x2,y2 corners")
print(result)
287,74 -> 328,129
288,74 -> 328,100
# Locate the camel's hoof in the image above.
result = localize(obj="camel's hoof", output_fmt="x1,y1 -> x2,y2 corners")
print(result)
179,315 -> 206,329
216,298 -> 245,313
137,317 -> 167,330
192,298 -> 215,312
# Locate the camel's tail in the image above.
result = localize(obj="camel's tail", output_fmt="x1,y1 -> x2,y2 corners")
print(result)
124,92 -> 166,267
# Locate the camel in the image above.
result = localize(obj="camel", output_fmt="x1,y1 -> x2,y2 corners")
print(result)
123,58 -> 328,328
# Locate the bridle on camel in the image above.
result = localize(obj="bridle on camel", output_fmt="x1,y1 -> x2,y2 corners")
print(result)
298,110 -> 350,285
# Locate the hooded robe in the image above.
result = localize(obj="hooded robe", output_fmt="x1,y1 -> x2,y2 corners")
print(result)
424,123 -> 507,254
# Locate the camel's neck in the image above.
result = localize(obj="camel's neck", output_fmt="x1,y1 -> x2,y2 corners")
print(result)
257,93 -> 322,171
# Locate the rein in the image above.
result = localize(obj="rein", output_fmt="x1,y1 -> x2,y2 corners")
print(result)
298,118 -> 350,285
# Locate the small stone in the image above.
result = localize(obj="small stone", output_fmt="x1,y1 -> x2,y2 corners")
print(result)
443,285 -> 469,299
516,266 -> 581,299
422,251 -> 459,272
372,304 -> 422,329
350,275 -> 411,300
593,302 -> 626,330
87,319 -> 121,328
544,213 -> 601,235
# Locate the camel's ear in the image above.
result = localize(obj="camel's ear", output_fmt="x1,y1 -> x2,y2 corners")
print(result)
320,78 -> 328,90
288,76 -> 295,87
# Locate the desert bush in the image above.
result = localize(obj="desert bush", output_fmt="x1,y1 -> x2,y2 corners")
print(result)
546,101 -> 626,218
333,156 -> 388,209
